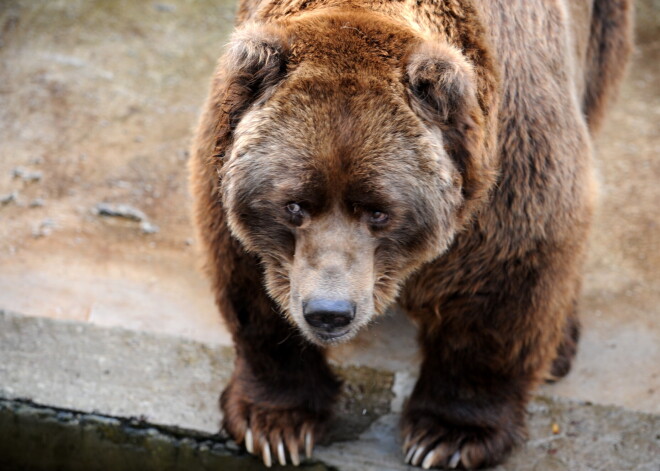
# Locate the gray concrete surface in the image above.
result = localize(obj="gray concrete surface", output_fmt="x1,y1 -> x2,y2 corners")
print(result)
0,309 -> 395,440
0,309 -> 231,433
1,310 -> 659,471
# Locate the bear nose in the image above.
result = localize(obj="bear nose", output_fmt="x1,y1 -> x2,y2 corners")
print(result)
303,299 -> 355,331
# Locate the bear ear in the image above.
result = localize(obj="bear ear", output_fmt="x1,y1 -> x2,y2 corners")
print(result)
221,23 -> 290,128
406,41 -> 478,127
405,41 -> 493,207
201,23 -> 289,162
225,23 -> 289,101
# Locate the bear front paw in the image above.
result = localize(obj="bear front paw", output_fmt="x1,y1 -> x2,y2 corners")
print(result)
221,380 -> 331,467
401,411 -> 523,469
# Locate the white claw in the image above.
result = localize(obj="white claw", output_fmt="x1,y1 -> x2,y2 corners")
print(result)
262,442 -> 272,468
245,428 -> 254,454
448,450 -> 461,469
405,445 -> 417,464
289,442 -> 300,466
422,450 -> 436,469
412,446 -> 426,466
277,440 -> 286,466
305,431 -> 313,458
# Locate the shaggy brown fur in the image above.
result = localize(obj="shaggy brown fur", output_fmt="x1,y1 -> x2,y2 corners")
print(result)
189,0 -> 632,468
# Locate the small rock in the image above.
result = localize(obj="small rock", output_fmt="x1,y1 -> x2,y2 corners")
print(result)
0,191 -> 17,205
94,202 -> 147,222
32,218 -> 56,238
12,167 -> 43,182
153,2 -> 176,12
113,180 -> 132,189
29,198 -> 45,208
140,221 -> 160,234
184,238 -> 193,246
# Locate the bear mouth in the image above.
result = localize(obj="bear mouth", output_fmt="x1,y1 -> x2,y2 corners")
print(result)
313,328 -> 352,343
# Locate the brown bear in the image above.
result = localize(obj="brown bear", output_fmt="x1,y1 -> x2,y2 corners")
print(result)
189,0 -> 632,468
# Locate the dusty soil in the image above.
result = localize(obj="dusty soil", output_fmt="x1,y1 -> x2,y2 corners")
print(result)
0,0 -> 658,413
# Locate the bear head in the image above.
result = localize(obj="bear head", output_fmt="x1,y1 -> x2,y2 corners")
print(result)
210,10 -> 495,345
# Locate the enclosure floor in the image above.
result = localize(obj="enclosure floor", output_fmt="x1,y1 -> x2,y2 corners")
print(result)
0,0 -> 658,414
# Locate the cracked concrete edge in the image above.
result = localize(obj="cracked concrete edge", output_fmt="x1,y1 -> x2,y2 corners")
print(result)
1,309 -> 659,470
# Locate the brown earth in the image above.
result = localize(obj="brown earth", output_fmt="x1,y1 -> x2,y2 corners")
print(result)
0,0 -> 658,413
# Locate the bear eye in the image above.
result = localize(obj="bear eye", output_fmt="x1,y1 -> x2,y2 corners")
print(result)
286,202 -> 302,215
285,202 -> 305,226
369,210 -> 389,225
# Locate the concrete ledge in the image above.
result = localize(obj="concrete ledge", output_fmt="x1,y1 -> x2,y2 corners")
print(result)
1,310 -> 658,470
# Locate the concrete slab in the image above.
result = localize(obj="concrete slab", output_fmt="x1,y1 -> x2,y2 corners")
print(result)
0,309 -> 232,433
1,311 -> 658,471
0,310 -> 395,438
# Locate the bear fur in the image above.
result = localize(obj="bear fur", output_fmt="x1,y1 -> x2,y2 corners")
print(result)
189,0 -> 632,468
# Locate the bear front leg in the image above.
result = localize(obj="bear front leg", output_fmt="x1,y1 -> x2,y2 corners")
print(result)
400,262 -> 578,469
400,320 -> 530,470
217,246 -> 341,467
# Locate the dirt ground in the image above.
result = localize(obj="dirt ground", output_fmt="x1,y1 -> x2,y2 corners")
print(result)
0,0 -> 658,414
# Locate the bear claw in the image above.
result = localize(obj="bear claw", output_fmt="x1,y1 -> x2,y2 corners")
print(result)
403,432 -> 467,470
405,444 -> 417,464
261,440 -> 272,468
245,428 -> 254,454
448,451 -> 461,469
239,424 -> 317,467
304,430 -> 314,459
421,450 -> 435,469
239,423 -> 315,467
276,440 -> 286,466
288,439 -> 301,466
404,440 -> 464,470
411,445 -> 427,466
